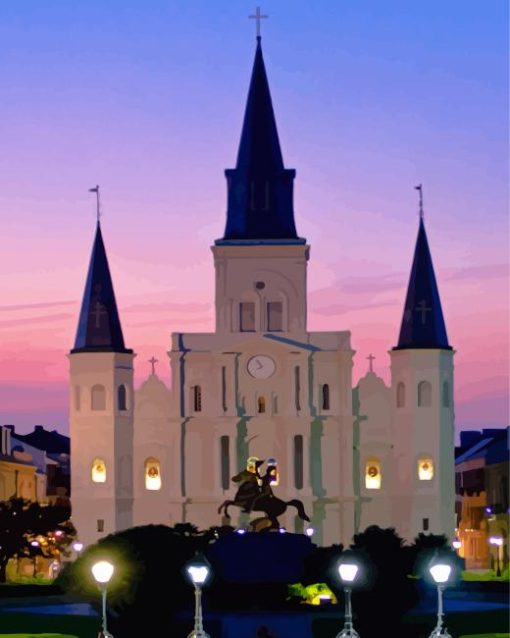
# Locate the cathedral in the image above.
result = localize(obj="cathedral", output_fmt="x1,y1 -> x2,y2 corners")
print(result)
69,37 -> 455,547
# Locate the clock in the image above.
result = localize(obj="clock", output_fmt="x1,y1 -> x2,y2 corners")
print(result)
247,355 -> 276,379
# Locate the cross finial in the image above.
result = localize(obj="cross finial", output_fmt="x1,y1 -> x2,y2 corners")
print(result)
149,356 -> 159,376
367,353 -> 376,373
89,185 -> 101,223
249,6 -> 268,39
415,184 -> 424,220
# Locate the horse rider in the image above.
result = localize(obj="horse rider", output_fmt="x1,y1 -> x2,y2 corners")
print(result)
231,456 -> 264,513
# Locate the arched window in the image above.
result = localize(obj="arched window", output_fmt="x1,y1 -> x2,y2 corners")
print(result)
117,385 -> 127,411
322,384 -> 330,411
257,396 -> 266,413
442,381 -> 450,407
75,386 -> 81,411
365,459 -> 382,489
294,436 -> 304,489
193,385 -> 202,412
91,458 -> 106,483
240,302 -> 256,332
220,436 -> 230,491
267,301 -> 283,331
294,366 -> 301,411
418,381 -> 432,407
91,385 -> 106,411
145,458 -> 161,491
397,382 -> 406,408
418,457 -> 434,481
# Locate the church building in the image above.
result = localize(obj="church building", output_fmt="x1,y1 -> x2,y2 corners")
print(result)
69,36 -> 456,547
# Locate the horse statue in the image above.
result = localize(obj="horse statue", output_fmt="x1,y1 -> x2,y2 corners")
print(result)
218,457 -> 311,531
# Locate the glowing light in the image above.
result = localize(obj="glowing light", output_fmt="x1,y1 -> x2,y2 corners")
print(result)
338,563 -> 359,583
54,530 -> 64,538
30,540 -> 39,547
418,458 -> 434,481
236,529 -> 246,535
429,564 -> 451,584
145,458 -> 162,491
187,565 -> 209,585
72,541 -> 84,553
452,540 -> 461,550
279,527 -> 286,534
489,536 -> 503,547
365,460 -> 381,489
91,458 -> 106,483
305,527 -> 314,537
91,560 -> 114,584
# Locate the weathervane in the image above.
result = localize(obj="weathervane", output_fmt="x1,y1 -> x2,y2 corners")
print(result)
249,6 -> 268,39
415,184 -> 424,220
89,185 -> 101,223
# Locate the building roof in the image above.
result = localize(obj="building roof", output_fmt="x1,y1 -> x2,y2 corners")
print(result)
455,427 -> 509,465
14,425 -> 70,455
218,37 -> 304,245
394,219 -> 451,350
71,222 -> 132,354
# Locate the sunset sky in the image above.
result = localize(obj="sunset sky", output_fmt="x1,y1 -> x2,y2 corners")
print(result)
0,1 -> 508,435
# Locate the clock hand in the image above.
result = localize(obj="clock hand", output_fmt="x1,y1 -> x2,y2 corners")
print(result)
256,359 -> 263,369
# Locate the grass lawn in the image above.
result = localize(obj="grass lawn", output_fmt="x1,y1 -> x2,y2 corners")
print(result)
0,615 -> 97,638
463,569 -> 510,583
0,635 -> 78,638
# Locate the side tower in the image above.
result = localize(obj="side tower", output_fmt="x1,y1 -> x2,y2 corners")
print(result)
69,220 -> 134,546
390,202 -> 455,540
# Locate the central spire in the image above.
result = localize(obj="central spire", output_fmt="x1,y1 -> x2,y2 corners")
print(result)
217,38 -> 304,244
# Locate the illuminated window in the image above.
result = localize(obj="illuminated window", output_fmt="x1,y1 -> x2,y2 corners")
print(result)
91,385 -> 106,411
397,382 -> 405,408
365,459 -> 382,489
418,458 -> 434,481
240,302 -> 255,332
75,386 -> 81,411
91,458 -> 106,483
193,386 -> 202,412
322,384 -> 330,411
118,385 -> 127,411
267,302 -> 283,331
145,458 -> 161,491
258,396 -> 266,413
442,381 -> 450,407
418,381 -> 432,407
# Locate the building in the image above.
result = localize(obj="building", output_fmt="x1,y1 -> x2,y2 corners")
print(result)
0,425 -> 39,501
455,427 -> 509,570
69,36 -> 456,547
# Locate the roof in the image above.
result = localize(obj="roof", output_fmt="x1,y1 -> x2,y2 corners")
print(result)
455,427 -> 509,465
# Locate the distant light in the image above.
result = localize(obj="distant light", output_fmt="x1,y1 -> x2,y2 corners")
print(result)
279,527 -> 286,534
30,540 -> 39,547
489,536 -> 503,547
91,560 -> 114,585
429,564 -> 452,584
485,507 -> 493,514
54,530 -> 64,538
452,540 -> 462,550
236,529 -> 246,535
187,565 -> 209,585
338,563 -> 359,583
305,528 -> 314,537
72,541 -> 84,553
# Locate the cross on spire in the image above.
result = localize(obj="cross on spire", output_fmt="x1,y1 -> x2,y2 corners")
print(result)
366,353 -> 376,373
249,6 -> 268,39
416,299 -> 432,325
89,185 -> 101,223
415,184 -> 424,220
149,356 -> 159,376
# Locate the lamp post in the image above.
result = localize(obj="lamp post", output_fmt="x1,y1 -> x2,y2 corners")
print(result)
91,560 -> 114,638
489,536 -> 503,577
336,561 -> 361,638
185,555 -> 211,638
428,563 -> 452,638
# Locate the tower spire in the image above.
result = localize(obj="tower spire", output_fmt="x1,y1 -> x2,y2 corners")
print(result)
249,6 -> 268,39
415,184 -> 424,220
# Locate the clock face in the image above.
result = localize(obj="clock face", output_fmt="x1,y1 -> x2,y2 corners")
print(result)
247,355 -> 276,379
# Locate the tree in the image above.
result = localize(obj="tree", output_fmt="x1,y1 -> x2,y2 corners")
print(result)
0,497 -> 75,582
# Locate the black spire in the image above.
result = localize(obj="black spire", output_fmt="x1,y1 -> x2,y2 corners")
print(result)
394,219 -> 451,350
71,222 -> 131,354
217,38 -> 304,244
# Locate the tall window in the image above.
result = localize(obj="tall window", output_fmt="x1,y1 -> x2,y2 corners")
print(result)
294,366 -> 301,411
267,301 -> 283,331
258,396 -> 266,413
396,382 -> 406,408
294,435 -> 304,490
220,436 -> 230,491
418,457 -> 434,481
91,385 -> 106,411
418,381 -> 432,407
422,518 -> 429,531
97,519 -> 105,532
272,394 -> 278,415
118,385 -> 127,411
442,381 -> 450,407
365,459 -> 381,489
91,458 -> 106,483
322,384 -> 330,411
145,458 -> 161,491
240,302 -> 256,332
221,366 -> 227,412
193,385 -> 202,412
75,386 -> 81,411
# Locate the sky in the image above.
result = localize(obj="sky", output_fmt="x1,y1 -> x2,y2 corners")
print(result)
0,1 -> 508,435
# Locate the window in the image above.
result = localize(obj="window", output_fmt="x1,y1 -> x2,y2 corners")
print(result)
240,302 -> 255,332
220,436 -> 230,491
365,459 -> 381,489
91,458 -> 106,483
322,384 -> 330,411
193,385 -> 202,412
294,435 -> 304,490
418,381 -> 432,407
267,301 -> 283,331
418,457 -> 434,481
221,366 -> 227,412
397,382 -> 405,408
258,396 -> 266,413
422,517 -> 429,531
272,395 -> 278,415
267,457 -> 279,485
97,519 -> 104,533
75,386 -> 81,411
442,381 -> 450,407
118,385 -> 127,411
145,458 -> 161,491
91,385 -> 106,411
294,366 -> 301,411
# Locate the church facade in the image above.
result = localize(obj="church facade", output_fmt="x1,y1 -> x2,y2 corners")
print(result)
69,38 -> 456,547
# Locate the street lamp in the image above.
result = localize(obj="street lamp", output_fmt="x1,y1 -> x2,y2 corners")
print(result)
489,536 -> 503,577
72,541 -> 84,558
428,563 -> 452,638
91,560 -> 115,638
336,561 -> 361,638
185,554 -> 211,638
452,539 -> 461,551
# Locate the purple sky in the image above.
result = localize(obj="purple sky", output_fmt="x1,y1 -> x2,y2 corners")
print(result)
0,1 -> 508,435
